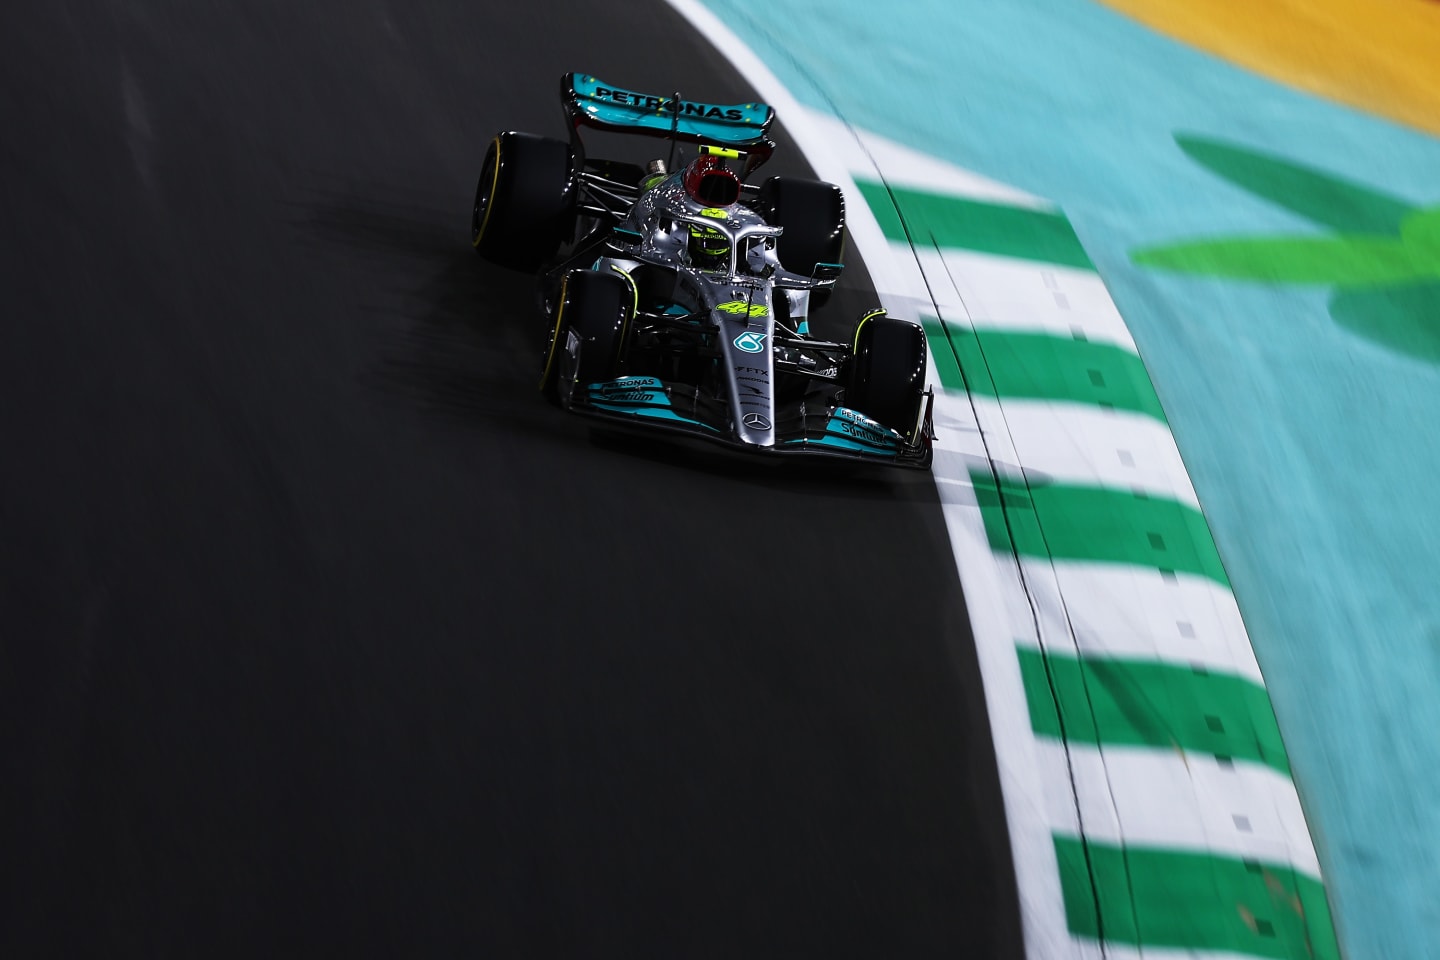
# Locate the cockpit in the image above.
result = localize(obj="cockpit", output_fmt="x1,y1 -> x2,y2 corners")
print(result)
635,209 -> 783,277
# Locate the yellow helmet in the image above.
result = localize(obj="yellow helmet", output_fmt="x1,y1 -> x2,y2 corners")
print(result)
688,224 -> 730,267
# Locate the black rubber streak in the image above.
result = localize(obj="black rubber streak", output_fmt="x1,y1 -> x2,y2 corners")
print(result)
0,1 -> 1022,956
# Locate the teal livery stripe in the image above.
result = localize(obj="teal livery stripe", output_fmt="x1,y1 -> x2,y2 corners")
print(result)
856,180 -> 1095,270
1019,646 -> 1289,774
782,435 -> 898,456
567,73 -> 773,145
971,469 -> 1230,587
1055,836 -> 1339,959
588,402 -> 719,431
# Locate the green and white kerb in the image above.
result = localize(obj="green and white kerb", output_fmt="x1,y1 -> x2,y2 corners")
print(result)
664,2 -> 1341,956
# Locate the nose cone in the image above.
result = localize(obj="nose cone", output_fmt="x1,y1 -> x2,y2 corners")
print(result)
718,310 -> 776,448
738,408 -> 775,444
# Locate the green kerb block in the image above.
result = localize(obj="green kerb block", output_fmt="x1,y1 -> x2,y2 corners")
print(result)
970,470 -> 1229,587
1018,647 -> 1289,775
922,318 -> 1166,421
856,180 -> 1095,270
1054,836 -> 1339,960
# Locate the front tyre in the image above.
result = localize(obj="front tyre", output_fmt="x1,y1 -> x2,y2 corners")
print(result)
540,270 -> 633,402
847,311 -> 928,443
471,131 -> 578,271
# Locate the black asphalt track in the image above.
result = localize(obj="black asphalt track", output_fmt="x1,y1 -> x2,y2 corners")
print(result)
0,1 -> 1022,955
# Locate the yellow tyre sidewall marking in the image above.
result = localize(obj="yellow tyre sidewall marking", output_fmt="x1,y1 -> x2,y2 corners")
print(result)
472,135 -> 503,248
852,309 -> 885,354
608,265 -> 637,361
539,274 -> 570,390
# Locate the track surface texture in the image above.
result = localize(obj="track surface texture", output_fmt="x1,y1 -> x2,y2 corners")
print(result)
0,1 -> 1021,955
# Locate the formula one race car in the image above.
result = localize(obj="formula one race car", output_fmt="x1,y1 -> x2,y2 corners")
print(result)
470,73 -> 934,468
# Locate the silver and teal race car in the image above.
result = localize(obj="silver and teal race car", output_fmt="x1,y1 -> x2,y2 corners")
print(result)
470,73 -> 934,469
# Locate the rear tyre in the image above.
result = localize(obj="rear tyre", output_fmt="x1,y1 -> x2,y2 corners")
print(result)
753,177 -> 846,277
471,131 -> 578,270
540,270 -> 632,401
847,312 -> 927,442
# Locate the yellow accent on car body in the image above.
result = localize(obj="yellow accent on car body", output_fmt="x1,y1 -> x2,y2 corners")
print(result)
717,300 -> 769,318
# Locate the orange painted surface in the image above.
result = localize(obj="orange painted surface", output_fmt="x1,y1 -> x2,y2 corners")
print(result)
1096,0 -> 1440,136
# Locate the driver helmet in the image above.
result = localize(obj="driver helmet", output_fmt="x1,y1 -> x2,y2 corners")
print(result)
687,222 -> 731,269
683,149 -> 740,269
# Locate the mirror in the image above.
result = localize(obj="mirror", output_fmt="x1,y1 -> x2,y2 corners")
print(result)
611,226 -> 643,246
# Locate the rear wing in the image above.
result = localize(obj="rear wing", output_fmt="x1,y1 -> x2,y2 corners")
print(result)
561,72 -> 776,175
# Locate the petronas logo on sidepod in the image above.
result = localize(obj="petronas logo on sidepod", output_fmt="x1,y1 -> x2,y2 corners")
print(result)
1131,134 -> 1440,363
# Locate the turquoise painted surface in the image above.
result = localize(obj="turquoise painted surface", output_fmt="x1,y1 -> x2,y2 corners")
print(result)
568,72 -> 774,145
701,1 -> 1440,956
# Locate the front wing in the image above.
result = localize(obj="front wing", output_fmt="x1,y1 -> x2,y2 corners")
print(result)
571,376 -> 933,469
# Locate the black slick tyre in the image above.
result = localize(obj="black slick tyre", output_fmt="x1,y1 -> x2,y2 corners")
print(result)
471,131 -> 578,270
847,311 -> 927,442
753,177 -> 846,277
540,270 -> 633,401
